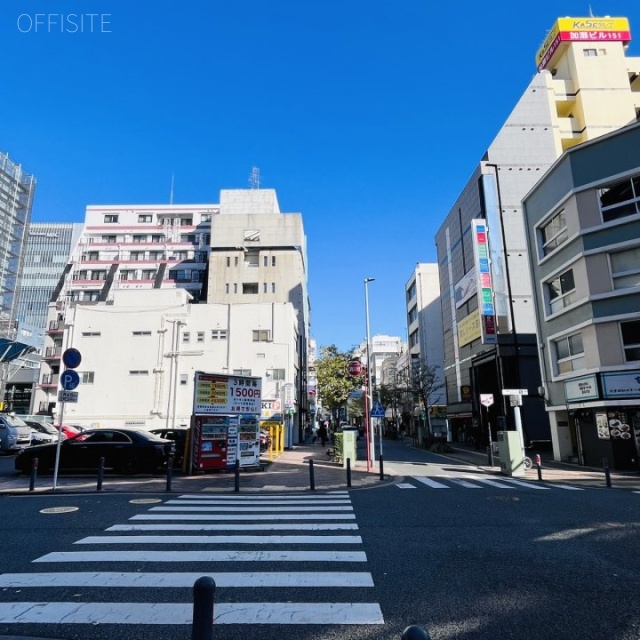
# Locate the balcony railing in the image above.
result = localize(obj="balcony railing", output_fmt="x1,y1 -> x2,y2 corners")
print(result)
40,374 -> 59,387
48,320 -> 64,332
44,346 -> 62,359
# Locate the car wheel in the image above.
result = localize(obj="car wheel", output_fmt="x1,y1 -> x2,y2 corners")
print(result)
120,455 -> 140,475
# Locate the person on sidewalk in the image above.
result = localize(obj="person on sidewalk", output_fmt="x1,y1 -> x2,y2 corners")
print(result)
317,424 -> 328,447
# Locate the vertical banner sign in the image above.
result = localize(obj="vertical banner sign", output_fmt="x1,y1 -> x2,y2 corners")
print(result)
471,219 -> 497,345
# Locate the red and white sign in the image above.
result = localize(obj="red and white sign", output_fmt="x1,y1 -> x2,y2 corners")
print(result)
480,393 -> 494,408
347,360 -> 362,376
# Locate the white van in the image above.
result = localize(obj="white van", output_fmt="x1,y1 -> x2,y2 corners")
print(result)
0,413 -> 32,452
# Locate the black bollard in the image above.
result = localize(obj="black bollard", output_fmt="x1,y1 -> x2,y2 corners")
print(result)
166,454 -> 173,492
346,457 -> 352,488
191,576 -> 216,640
487,445 -> 493,467
535,454 -> 542,481
97,457 -> 105,491
234,459 -> 240,493
379,454 -> 384,481
603,457 -> 612,488
29,457 -> 39,492
401,624 -> 432,640
309,458 -> 315,491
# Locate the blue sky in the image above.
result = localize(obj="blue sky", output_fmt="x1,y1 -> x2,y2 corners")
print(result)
3,1 -> 640,352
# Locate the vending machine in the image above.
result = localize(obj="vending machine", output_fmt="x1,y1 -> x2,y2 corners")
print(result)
238,414 -> 261,468
192,415 -> 231,472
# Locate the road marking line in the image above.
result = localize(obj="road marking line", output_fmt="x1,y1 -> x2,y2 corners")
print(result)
498,478 -> 550,490
395,483 -> 416,489
75,535 -> 363,545
163,499 -> 352,506
129,514 -> 357,521
464,477 -> 516,489
34,550 -> 368,563
107,523 -> 359,531
545,484 -> 584,491
412,477 -> 450,488
149,506 -> 354,512
448,479 -> 482,488
177,493 -> 349,500
0,571 -> 375,588
0,602 -> 384,625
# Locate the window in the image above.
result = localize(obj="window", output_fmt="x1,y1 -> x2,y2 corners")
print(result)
132,235 -> 147,243
180,374 -> 188,385
244,249 -> 259,267
197,331 -> 205,343
407,283 -> 416,302
182,332 -> 190,343
132,331 -> 152,336
252,330 -> 271,342
149,251 -> 164,260
120,270 -> 135,281
584,48 -> 597,56
130,252 -> 145,261
104,214 -> 119,223
272,282 -> 276,293
201,214 -> 212,223
235,256 -> 239,266
141,270 -> 156,280
621,320 -> 640,361
243,283 -> 259,294
84,252 -> 99,261
91,270 -> 107,281
180,218 -> 193,226
151,235 -> 164,243
234,283 -> 238,294
81,331 -> 101,337
211,330 -> 228,340
233,369 -> 252,376
129,370 -> 149,376
225,283 -> 229,294
600,175 -> 640,222
547,269 -> 576,314
263,282 -> 267,293
540,209 -> 568,256
269,368 -> 286,381
81,372 -> 95,384
610,247 -> 640,289
101,235 -> 117,243
226,257 -> 231,267
408,305 -> 418,324
181,235 -> 196,243
554,332 -> 585,374
263,256 -> 268,267
138,214 -> 152,223
272,256 -> 276,267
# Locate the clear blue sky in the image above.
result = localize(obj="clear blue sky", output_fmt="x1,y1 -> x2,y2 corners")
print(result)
3,1 -> 640,352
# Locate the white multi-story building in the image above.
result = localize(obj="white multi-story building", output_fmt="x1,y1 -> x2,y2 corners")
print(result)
356,335 -> 405,390
44,288 -> 298,430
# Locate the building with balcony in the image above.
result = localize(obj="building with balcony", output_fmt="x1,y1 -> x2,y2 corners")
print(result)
523,120 -> 640,470
435,15 -> 640,446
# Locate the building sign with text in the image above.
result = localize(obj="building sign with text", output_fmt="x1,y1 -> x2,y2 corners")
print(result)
193,372 -> 262,415
471,219 -> 497,345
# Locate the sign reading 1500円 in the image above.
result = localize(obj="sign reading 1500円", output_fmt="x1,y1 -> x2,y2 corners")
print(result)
193,372 -> 262,415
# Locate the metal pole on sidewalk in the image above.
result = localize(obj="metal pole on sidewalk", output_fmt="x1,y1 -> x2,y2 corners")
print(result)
191,576 -> 216,640
346,457 -> 352,487
234,459 -> 240,493
309,458 -> 315,491
603,457 -> 612,488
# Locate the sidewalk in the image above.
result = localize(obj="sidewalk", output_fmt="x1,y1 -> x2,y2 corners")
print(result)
443,442 -> 640,490
0,443 -> 394,496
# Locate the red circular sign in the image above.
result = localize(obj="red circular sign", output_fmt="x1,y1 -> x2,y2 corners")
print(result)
347,360 -> 362,376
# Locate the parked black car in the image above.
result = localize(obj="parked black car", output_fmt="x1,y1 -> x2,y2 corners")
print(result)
149,428 -> 188,468
14,428 -> 173,475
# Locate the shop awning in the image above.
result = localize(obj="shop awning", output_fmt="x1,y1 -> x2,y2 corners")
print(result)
0,338 -> 36,363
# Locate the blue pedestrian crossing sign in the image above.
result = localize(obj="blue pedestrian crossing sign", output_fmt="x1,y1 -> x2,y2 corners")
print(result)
370,401 -> 385,418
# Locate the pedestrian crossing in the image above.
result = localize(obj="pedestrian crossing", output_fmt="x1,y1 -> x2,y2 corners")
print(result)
397,476 -> 585,491
0,491 -> 384,628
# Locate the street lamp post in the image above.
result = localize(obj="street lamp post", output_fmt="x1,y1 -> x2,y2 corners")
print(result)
364,277 -> 375,468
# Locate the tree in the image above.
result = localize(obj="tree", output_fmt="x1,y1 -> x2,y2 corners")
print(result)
315,345 -> 362,423
406,359 -> 444,437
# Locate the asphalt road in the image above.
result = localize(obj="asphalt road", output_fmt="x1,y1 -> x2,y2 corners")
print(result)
0,456 -> 639,640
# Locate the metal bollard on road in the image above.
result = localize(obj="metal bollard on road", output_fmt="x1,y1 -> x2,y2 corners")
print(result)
309,458 -> 315,491
603,457 -> 612,487
346,457 -> 352,487
191,576 -> 216,640
29,457 -> 39,492
96,457 -> 105,491
234,459 -> 240,493
379,454 -> 384,481
401,624 -> 432,640
166,454 -> 174,492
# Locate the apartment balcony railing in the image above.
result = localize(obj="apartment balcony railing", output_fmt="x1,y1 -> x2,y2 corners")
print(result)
44,346 -> 62,359
47,320 -> 64,333
40,374 -> 59,387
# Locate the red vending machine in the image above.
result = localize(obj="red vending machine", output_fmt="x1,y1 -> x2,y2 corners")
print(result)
192,415 -> 230,471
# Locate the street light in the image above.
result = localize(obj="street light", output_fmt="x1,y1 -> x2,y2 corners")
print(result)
364,277 -> 375,468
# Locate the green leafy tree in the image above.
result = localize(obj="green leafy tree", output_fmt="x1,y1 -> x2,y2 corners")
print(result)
316,345 -> 362,423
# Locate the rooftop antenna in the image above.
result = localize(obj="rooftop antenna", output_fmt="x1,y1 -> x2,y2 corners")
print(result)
249,166 -> 261,189
169,173 -> 175,204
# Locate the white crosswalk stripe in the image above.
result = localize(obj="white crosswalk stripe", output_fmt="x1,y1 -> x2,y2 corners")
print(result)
399,476 -> 585,491
0,493 -> 383,628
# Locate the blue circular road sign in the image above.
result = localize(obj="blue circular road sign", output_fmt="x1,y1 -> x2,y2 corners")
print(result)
60,369 -> 80,391
62,348 -> 82,369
